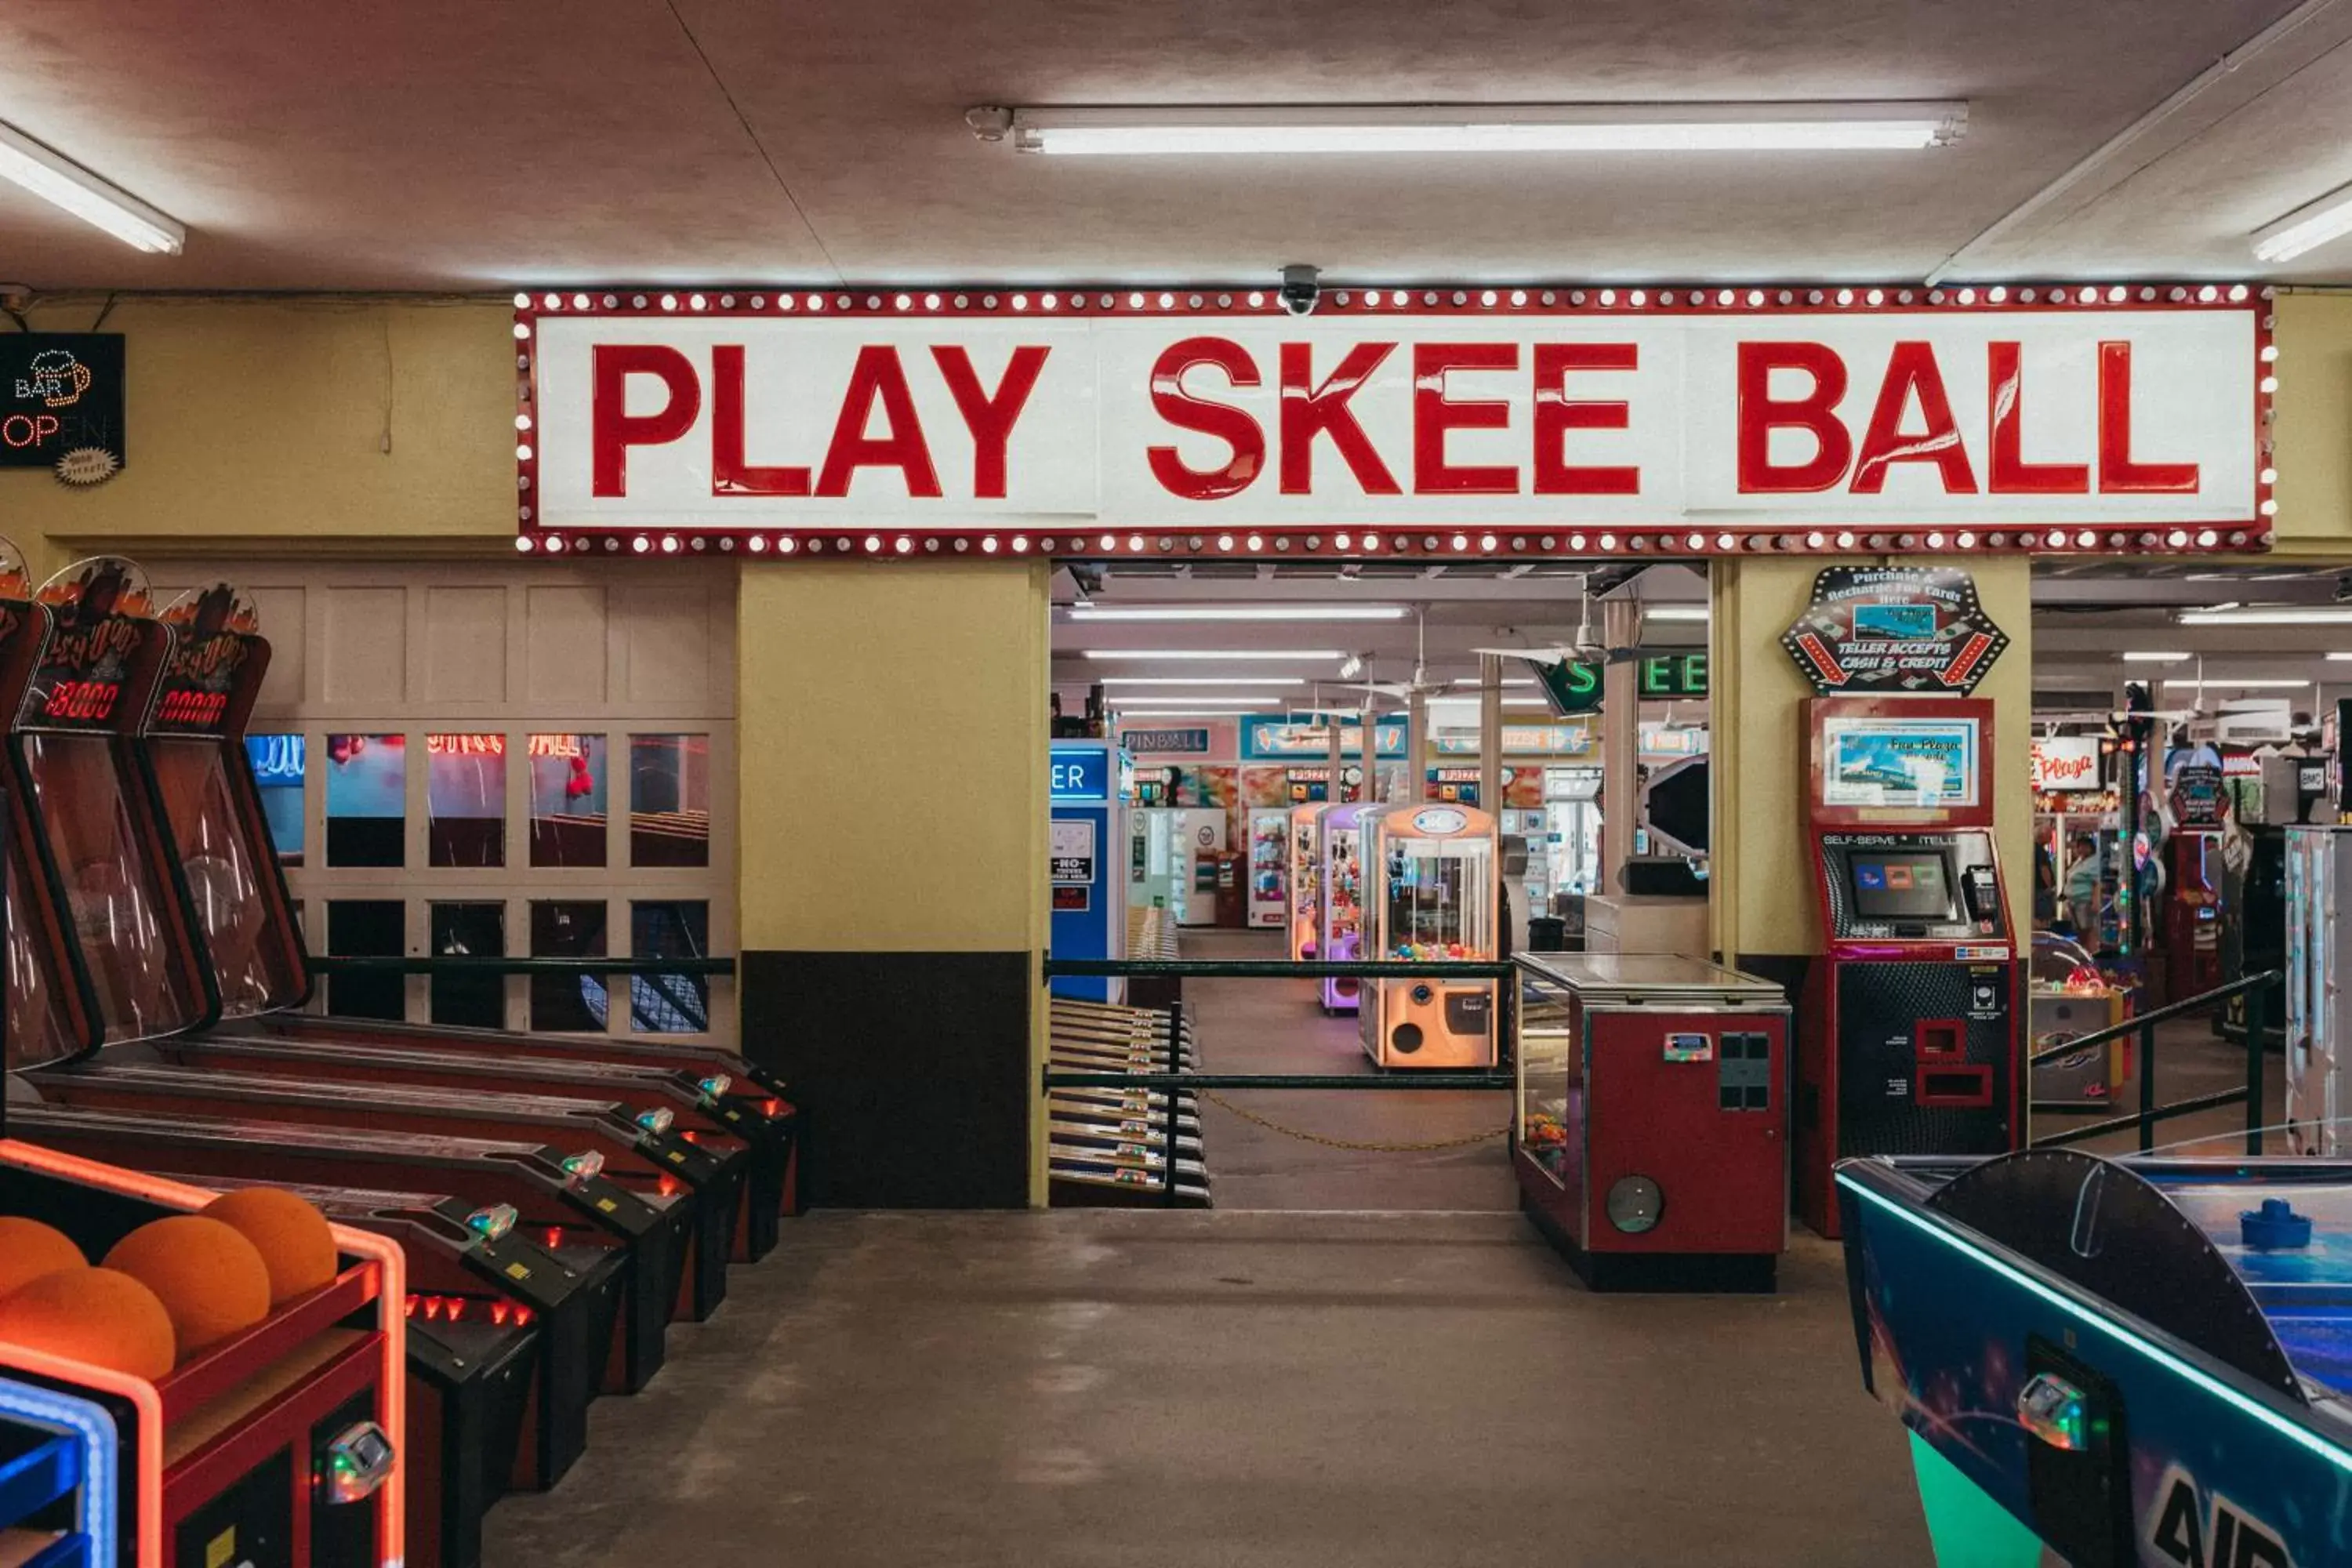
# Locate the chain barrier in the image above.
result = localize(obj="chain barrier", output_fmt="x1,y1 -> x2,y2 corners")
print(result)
1198,1090 -> 1510,1152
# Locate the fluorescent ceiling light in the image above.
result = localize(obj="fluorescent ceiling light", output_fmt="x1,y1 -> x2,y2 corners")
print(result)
2328,653 -> 2352,662
2159,677 -> 2314,689
2177,607 -> 2352,626
2254,178 -> 2352,263
1080,648 -> 1345,661
2120,652 -> 2191,662
1093,677 -> 1305,687
1066,604 -> 1407,622
1108,705 -> 1262,716
996,102 -> 1967,156
1641,604 -> 1710,622
0,118 -> 183,253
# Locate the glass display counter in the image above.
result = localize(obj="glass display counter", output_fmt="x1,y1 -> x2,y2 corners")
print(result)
1513,953 -> 1789,1291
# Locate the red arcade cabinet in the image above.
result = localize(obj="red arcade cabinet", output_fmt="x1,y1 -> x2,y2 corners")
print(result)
1794,696 -> 2019,1236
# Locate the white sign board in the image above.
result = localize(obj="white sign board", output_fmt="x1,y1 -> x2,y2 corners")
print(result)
2029,735 -> 2103,792
524,296 -> 2263,543
1050,818 -> 1096,885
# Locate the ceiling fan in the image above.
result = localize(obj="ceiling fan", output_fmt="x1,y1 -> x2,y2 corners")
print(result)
1343,608 -> 1451,702
1468,574 -> 1605,666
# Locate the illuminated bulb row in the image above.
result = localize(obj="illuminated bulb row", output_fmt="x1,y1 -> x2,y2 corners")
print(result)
516,525 -> 2263,558
509,281 -> 2269,321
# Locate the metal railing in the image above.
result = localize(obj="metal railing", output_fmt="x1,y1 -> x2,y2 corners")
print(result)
307,955 -> 735,976
1041,956 -> 1516,1206
2027,969 -> 2279,1156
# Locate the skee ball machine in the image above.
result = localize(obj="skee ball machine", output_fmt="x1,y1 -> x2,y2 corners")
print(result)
1359,804 -> 1500,1069
1796,697 -> 2018,1237
0,554 -> 405,1568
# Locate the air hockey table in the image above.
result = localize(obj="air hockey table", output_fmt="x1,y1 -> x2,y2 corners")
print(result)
1837,1148 -> 2352,1567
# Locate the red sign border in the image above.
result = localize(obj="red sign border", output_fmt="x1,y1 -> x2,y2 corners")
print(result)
511,281 -> 2274,563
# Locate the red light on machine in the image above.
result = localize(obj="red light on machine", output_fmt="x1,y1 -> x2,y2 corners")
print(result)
403,1294 -> 419,1318
543,1227 -> 564,1250
657,1175 -> 682,1199
515,1307 -> 535,1327
760,1098 -> 784,1117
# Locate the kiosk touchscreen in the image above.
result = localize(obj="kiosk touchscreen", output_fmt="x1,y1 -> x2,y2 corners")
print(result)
1795,697 -> 2017,1236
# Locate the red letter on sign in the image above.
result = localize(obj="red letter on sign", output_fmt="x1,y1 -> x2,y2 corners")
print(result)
1279,342 -> 1399,495
1414,343 -> 1519,494
816,347 -> 943,498
2097,341 -> 2198,493
593,344 -> 700,497
933,345 -> 1050,499
1849,341 -> 1976,494
1532,343 -> 1639,495
711,345 -> 810,496
1987,342 -> 2089,494
1737,343 -> 1850,492
1146,337 -> 1265,501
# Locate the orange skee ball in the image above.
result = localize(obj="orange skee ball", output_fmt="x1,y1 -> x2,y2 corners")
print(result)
202,1188 -> 339,1305
0,1217 -> 87,1299
103,1216 -> 273,1359
0,1267 -> 176,1381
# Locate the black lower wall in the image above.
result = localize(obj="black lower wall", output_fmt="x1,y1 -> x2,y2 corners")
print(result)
739,949 -> 1033,1208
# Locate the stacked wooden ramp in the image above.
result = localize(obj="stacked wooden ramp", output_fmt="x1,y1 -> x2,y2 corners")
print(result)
1047,996 -> 1211,1207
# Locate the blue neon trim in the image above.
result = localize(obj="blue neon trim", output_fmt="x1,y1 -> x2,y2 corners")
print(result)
1837,1173 -> 2352,1476
0,1374 -> 118,1566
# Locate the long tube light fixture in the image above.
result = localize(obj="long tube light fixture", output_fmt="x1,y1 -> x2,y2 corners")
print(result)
1639,605 -> 1711,622
0,118 -> 183,253
1080,648 -> 1345,661
2253,178 -> 2352,264
2159,677 -> 2318,689
1091,677 -> 1305,687
983,102 -> 1968,156
2177,606 -> 2352,626
1065,604 -> 1408,622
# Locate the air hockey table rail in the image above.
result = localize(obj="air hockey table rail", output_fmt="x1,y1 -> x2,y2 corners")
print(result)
1836,1148 -> 2352,1567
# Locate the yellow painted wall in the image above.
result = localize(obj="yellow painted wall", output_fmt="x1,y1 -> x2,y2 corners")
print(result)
4,299 -> 514,566
735,558 -> 1053,1199
1709,556 -> 2034,961
2270,292 -> 2352,557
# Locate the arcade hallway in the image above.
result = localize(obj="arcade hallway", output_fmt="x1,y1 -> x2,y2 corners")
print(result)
482,1209 -> 1933,1568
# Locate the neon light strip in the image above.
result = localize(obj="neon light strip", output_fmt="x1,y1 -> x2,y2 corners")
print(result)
1839,1175 -> 2352,1474
0,1141 -> 408,1566
0,1374 -> 119,1566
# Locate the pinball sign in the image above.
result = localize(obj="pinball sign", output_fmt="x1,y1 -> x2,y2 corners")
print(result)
1780,566 -> 2009,695
513,287 -> 2267,560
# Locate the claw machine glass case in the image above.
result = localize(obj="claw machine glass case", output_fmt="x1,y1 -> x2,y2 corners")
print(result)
1515,953 -> 1788,1290
1316,803 -> 1368,1014
2027,931 -> 2129,1111
1287,804 -> 1322,964
1359,804 -> 1499,1068
1246,810 -> 1287,929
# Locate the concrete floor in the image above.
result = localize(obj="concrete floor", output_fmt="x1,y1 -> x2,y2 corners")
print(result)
1179,927 -> 1516,1212
484,1208 -> 1933,1568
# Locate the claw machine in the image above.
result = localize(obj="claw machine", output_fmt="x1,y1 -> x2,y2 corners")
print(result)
1316,803 -> 1370,1014
1359,804 -> 1501,1067
1246,809 -> 1288,928
1287,804 -> 1323,964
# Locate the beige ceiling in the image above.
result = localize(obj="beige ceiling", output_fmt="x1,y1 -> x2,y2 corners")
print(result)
5,0 -> 2352,291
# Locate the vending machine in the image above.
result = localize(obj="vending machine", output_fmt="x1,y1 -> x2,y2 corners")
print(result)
1316,802 -> 1369,1014
1246,808 -> 1290,928
2284,824 -> 2352,1153
1359,804 -> 1501,1069
1795,696 -> 2018,1236
1050,741 -> 1127,1003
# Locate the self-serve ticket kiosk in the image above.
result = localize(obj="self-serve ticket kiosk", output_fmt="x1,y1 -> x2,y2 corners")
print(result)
1050,742 -> 1127,1004
1795,696 -> 2018,1236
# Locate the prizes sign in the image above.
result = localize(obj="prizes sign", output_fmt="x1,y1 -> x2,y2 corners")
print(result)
520,294 -> 2263,550
1781,566 -> 2009,695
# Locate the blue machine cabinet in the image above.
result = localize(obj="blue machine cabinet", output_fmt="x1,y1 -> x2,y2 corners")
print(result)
0,1374 -> 118,1568
1050,742 -> 1127,1003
